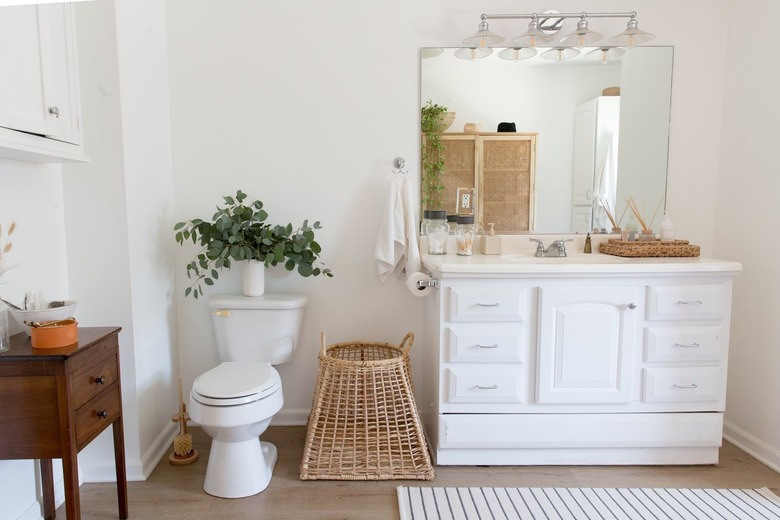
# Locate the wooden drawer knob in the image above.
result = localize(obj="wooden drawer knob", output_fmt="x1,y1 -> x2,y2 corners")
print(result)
98,410 -> 109,419
95,375 -> 106,385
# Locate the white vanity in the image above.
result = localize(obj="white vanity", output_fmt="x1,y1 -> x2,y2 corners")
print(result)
420,240 -> 741,466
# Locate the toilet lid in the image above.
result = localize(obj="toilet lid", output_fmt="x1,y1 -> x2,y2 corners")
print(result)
192,362 -> 281,406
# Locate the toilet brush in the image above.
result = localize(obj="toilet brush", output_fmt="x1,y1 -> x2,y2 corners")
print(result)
169,377 -> 199,465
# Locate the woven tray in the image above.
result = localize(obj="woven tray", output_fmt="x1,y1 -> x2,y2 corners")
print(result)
300,332 -> 434,481
599,238 -> 700,257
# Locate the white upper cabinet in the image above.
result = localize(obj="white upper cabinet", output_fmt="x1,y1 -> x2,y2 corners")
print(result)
0,4 -> 85,162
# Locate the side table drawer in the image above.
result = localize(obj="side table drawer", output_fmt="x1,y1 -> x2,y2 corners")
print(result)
71,353 -> 119,409
75,384 -> 121,448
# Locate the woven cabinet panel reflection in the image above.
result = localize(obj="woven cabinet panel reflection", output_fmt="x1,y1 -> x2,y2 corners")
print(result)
436,133 -> 536,233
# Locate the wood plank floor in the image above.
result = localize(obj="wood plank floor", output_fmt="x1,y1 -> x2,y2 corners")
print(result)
64,426 -> 780,519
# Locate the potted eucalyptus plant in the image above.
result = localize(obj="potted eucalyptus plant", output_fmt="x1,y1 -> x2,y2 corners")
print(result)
174,190 -> 332,299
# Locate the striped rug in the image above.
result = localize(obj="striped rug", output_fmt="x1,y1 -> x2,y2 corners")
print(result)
397,486 -> 780,519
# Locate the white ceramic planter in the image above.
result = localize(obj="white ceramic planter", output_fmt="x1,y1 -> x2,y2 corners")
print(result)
242,260 -> 265,296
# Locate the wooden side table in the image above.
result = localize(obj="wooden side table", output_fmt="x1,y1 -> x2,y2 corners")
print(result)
0,327 -> 128,520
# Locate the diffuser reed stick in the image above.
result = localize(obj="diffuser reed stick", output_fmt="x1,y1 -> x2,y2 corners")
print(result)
599,197 -> 618,230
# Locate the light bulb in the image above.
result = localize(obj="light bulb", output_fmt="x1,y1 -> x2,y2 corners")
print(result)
529,35 -> 536,48
556,49 -> 564,61
578,34 -> 586,47
600,50 -> 608,64
627,35 -> 635,48
479,38 -> 487,49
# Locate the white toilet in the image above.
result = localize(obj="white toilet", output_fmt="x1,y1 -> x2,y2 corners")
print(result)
189,292 -> 307,498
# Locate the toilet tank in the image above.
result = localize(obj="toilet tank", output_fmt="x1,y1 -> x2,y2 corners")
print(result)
209,293 -> 308,365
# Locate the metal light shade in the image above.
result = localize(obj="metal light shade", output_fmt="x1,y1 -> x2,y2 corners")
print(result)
559,19 -> 603,47
510,19 -> 555,48
585,47 -> 627,63
454,47 -> 493,61
540,47 -> 580,61
420,48 -> 444,59
463,20 -> 504,48
497,47 -> 537,62
610,18 -> 655,48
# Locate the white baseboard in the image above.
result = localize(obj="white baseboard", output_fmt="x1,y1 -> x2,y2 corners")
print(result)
272,407 -> 309,426
723,420 -> 780,473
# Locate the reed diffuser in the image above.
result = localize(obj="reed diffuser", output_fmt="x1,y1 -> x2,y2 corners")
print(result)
626,196 -> 663,237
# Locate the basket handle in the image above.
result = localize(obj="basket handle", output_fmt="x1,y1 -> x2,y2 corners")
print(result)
399,332 -> 414,356
320,331 -> 327,357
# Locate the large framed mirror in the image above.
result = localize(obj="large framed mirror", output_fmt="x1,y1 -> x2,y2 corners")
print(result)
420,46 -> 673,234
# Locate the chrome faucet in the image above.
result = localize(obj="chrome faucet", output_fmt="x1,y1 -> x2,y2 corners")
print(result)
529,238 -> 574,257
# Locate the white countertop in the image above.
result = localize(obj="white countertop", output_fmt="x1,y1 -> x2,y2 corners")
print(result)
422,252 -> 743,276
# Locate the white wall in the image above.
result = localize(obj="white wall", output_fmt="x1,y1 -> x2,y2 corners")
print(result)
164,0 -> 733,426
11,0 -> 780,517
716,0 -> 780,471
0,160 -> 69,520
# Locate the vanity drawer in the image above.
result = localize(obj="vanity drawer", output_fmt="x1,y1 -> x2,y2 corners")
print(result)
644,326 -> 722,363
447,286 -> 525,322
447,324 -> 525,363
445,367 -> 523,404
75,384 -> 121,448
70,354 -> 119,409
647,284 -> 725,321
642,367 -> 721,404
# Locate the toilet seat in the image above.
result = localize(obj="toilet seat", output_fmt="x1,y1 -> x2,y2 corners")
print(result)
192,361 -> 281,406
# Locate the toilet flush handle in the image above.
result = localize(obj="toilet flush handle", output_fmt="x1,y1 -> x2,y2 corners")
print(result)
213,309 -> 230,317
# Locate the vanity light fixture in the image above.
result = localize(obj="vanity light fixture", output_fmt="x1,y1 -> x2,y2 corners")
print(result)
497,47 -> 537,62
540,47 -> 580,61
462,20 -> 504,48
559,17 -> 603,48
461,10 -> 654,59
511,17 -> 556,48
454,47 -> 493,61
585,47 -> 627,63
610,17 -> 655,48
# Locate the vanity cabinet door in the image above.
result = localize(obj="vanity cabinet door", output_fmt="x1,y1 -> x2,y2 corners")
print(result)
537,285 -> 640,405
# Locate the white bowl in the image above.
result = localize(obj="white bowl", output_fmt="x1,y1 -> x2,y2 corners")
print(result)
9,301 -> 78,336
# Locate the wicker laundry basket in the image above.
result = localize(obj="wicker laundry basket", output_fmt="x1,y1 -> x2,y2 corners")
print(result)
300,332 -> 434,480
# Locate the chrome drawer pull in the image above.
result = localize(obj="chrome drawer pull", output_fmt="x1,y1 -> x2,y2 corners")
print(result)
476,344 -> 499,349
674,342 -> 700,348
476,303 -> 500,307
676,300 -> 703,305
673,383 -> 698,389
97,410 -> 109,419
476,384 -> 498,390
95,375 -> 107,385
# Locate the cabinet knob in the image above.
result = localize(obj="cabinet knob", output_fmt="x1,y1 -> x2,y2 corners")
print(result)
97,410 -> 109,419
627,303 -> 636,310
95,375 -> 107,385
48,106 -> 60,118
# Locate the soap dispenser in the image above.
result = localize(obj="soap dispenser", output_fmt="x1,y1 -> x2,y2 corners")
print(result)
584,233 -> 592,254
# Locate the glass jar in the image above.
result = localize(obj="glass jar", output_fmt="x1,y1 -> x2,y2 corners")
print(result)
424,210 -> 448,255
455,215 -> 476,256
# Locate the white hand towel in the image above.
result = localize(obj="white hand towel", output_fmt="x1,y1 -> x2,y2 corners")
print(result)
374,176 -> 421,282
400,175 -> 421,276
375,177 -> 406,282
